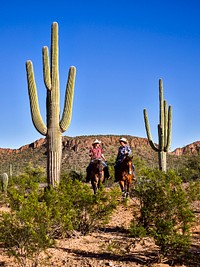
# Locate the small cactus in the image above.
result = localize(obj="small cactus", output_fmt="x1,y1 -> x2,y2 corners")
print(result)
1,173 -> 8,192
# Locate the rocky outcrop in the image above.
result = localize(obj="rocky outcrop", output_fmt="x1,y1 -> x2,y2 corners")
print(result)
62,135 -> 150,151
172,141 -> 200,156
0,135 -> 199,157
0,134 -> 199,175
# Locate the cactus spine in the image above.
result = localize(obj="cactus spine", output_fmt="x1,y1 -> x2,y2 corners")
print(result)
143,79 -> 172,172
26,22 -> 76,187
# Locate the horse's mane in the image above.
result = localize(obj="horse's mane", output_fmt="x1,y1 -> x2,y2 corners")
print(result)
122,155 -> 133,163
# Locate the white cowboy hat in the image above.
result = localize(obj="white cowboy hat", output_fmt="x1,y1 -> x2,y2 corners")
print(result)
119,137 -> 128,143
92,139 -> 101,145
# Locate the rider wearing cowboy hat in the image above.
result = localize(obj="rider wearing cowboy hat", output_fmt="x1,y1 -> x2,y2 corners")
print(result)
114,137 -> 133,182
85,139 -> 110,182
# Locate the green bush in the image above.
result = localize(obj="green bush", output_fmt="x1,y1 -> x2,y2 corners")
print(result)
67,170 -> 84,181
8,163 -> 46,190
43,175 -> 121,235
129,169 -> 194,261
186,181 -> 200,202
178,155 -> 200,182
0,187 -> 54,267
0,172 -> 120,265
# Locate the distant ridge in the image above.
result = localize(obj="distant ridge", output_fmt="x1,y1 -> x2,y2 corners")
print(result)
0,134 -> 199,175
171,141 -> 200,156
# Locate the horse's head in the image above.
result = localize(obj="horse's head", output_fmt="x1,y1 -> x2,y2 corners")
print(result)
121,155 -> 132,166
120,155 -> 133,175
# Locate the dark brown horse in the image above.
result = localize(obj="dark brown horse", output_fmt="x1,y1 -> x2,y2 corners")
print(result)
117,156 -> 136,198
90,159 -> 105,194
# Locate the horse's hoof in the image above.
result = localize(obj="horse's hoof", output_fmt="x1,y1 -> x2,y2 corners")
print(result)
122,191 -> 126,198
126,192 -> 129,198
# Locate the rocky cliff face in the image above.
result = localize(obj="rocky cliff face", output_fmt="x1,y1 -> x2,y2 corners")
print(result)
0,135 -> 155,175
0,134 -> 199,175
62,135 -> 150,152
172,141 -> 200,156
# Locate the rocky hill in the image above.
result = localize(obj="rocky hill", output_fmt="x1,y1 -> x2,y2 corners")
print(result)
0,134 -> 198,176
172,141 -> 200,156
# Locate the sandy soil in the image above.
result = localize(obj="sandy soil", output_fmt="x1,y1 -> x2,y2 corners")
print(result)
0,196 -> 199,267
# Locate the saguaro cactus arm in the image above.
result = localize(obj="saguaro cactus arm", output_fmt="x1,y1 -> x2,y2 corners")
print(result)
60,66 -> 76,132
51,22 -> 59,90
42,46 -> 51,90
26,61 -> 47,136
165,105 -> 172,151
143,109 -> 159,152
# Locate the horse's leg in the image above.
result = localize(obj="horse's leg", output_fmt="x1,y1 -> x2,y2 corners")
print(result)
126,179 -> 130,198
97,174 -> 101,190
91,180 -> 96,194
95,173 -> 101,193
91,175 -> 98,194
119,180 -> 126,197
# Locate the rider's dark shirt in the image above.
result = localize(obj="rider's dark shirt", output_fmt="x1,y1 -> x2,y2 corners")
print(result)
116,145 -> 132,162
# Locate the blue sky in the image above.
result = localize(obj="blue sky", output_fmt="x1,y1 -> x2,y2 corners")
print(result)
1,0 -> 200,150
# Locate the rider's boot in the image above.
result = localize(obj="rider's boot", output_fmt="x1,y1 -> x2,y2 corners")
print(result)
114,167 -> 119,182
104,167 -> 110,179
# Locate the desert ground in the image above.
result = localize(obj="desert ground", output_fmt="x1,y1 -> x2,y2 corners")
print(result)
0,190 -> 199,267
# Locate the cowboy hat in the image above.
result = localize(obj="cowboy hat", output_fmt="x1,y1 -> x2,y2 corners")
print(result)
92,139 -> 101,145
119,137 -> 128,143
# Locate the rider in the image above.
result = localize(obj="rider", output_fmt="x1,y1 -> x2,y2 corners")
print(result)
85,139 -> 110,182
114,137 -> 133,182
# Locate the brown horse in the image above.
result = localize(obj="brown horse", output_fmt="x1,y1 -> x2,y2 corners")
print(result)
90,159 -> 105,194
117,156 -> 136,198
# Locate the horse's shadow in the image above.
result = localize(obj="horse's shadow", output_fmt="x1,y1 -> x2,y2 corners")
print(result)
57,226 -> 158,266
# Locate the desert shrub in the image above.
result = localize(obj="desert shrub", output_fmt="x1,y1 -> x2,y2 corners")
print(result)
178,155 -> 200,182
72,184 -> 121,234
131,155 -> 148,176
105,157 -> 115,180
65,170 -> 84,181
186,181 -> 200,202
9,163 -> 46,188
129,169 -> 194,261
0,172 -> 120,265
43,175 -> 121,235
0,187 -> 54,267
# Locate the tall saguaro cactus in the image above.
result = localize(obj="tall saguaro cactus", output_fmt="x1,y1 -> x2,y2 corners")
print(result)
143,79 -> 172,172
26,22 -> 76,187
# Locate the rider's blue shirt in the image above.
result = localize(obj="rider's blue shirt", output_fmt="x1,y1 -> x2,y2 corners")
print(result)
116,145 -> 132,162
